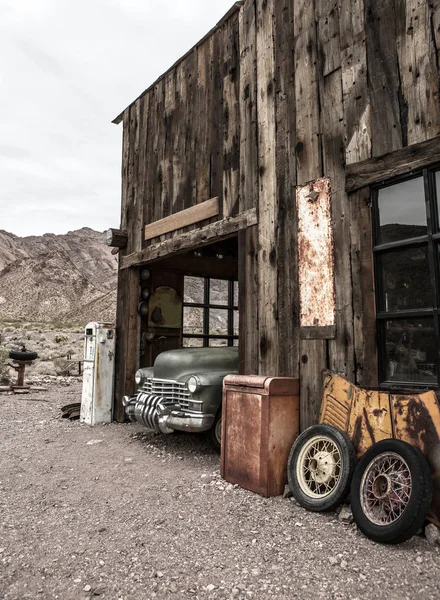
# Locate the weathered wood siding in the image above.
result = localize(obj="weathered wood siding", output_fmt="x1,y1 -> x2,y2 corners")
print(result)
118,10 -> 241,255
115,0 -> 440,428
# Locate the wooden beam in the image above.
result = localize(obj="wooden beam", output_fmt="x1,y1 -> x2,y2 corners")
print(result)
144,197 -> 219,241
155,254 -> 238,280
345,135 -> 440,193
122,208 -> 257,269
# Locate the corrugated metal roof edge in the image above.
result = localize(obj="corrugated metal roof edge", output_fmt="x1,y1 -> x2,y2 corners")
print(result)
112,1 -> 244,125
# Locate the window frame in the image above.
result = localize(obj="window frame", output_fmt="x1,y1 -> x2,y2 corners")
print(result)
182,277 -> 238,347
372,164 -> 440,388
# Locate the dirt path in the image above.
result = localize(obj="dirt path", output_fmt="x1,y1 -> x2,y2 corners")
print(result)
1,383 -> 440,599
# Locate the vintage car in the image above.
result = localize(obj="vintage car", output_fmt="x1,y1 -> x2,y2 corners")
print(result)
122,346 -> 239,451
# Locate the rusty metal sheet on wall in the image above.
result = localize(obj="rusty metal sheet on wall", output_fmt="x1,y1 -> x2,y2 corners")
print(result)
296,177 -> 336,330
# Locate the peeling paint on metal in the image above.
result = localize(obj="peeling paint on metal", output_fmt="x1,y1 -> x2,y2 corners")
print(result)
296,177 -> 336,328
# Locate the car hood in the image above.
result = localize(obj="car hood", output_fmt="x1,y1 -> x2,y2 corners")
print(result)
153,347 -> 239,381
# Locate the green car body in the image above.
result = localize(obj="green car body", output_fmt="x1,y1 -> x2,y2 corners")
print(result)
123,347 -> 238,448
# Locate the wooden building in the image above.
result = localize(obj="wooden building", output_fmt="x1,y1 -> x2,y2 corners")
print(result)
112,0 -> 440,429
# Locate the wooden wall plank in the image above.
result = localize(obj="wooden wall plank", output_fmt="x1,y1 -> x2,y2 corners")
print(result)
144,197 -> 219,241
349,188 -> 378,386
364,0 -> 404,155
196,37 -> 212,206
315,0 -> 355,383
294,0 -> 321,183
256,0 -> 278,376
294,0 -> 327,431
238,226 -> 259,374
275,0 -> 299,379
396,0 -> 440,146
339,0 -> 371,164
239,0 -> 258,213
223,15 -> 241,218
114,111 -> 131,420
210,28 -> 226,206
320,69 -> 355,380
238,0 -> 259,376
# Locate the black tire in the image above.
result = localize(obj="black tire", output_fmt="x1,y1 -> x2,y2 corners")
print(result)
9,350 -> 38,362
207,409 -> 222,454
287,424 -> 357,512
350,439 -> 432,544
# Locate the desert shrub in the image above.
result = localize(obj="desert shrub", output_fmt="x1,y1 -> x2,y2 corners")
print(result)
55,335 -> 68,344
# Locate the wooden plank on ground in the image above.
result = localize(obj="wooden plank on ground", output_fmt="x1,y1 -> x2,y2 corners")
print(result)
144,197 -> 220,241
123,208 -> 257,268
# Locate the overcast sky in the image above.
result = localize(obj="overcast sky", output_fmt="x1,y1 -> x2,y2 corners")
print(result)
0,0 -> 236,237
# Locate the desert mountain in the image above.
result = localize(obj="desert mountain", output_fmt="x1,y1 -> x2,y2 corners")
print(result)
0,228 -> 117,326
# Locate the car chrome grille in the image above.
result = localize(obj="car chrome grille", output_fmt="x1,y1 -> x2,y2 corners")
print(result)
141,378 -> 190,403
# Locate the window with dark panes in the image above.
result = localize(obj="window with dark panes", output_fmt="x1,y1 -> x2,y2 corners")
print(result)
182,276 -> 238,347
373,168 -> 440,386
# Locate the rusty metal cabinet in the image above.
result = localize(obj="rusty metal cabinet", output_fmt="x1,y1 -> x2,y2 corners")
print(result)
221,375 -> 300,497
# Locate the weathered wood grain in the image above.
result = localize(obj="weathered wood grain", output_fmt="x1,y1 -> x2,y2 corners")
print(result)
144,198 -> 219,241
364,0 -> 404,155
295,0 -> 327,431
339,0 -> 371,164
238,0 -> 259,376
396,0 -> 440,146
239,0 -> 257,213
275,0 -> 299,379
320,67 -> 355,380
122,208 -> 257,268
256,0 -> 278,376
223,15 -> 240,218
294,0 -> 321,183
238,226 -> 259,375
346,134 -> 440,192
349,188 -> 378,386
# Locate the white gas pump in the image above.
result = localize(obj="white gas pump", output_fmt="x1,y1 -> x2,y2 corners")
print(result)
80,322 -> 115,425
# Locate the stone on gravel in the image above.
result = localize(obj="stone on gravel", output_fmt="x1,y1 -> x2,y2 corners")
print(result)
425,524 -> 440,546
329,557 -> 338,566
83,584 -> 92,592
86,439 -> 103,446
338,505 -> 354,524
282,484 -> 293,499
206,584 -> 216,592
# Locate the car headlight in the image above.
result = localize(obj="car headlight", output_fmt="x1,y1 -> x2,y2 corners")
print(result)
187,376 -> 200,394
135,370 -> 143,385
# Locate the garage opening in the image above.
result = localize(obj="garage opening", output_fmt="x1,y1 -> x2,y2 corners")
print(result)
138,235 -> 238,368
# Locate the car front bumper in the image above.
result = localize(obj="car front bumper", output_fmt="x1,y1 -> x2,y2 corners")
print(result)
123,393 -> 214,434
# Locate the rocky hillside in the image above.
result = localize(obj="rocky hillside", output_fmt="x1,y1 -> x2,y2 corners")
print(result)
0,229 -> 117,326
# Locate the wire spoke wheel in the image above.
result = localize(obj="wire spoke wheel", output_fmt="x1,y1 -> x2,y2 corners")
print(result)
351,439 -> 432,544
287,424 -> 356,512
361,452 -> 411,526
297,435 -> 342,499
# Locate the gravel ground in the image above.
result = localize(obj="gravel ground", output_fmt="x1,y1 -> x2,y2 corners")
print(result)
1,382 -> 440,600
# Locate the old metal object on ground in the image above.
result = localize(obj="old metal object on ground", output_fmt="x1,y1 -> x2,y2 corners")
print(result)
221,375 -> 299,497
319,369 -> 440,526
